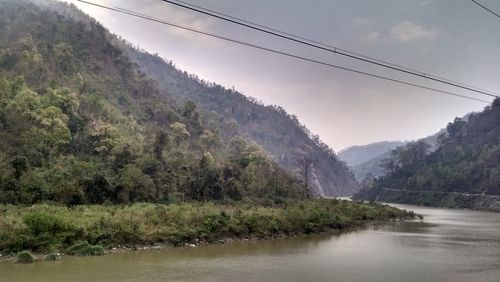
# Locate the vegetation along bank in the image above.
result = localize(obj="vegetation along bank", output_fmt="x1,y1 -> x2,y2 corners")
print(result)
0,199 -> 415,263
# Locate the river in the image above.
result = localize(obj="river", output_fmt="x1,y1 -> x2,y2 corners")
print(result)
2,204 -> 499,282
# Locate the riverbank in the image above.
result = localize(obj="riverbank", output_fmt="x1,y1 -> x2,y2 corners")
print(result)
0,199 -> 415,263
354,188 -> 500,212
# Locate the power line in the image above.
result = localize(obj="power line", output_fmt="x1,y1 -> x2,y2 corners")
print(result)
161,0 -> 500,99
170,0 -> 495,95
76,0 -> 490,104
472,0 -> 500,18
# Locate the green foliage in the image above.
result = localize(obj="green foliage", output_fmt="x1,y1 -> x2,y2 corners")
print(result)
170,122 -> 190,146
0,0 -> 307,205
0,200 -> 413,255
23,213 -> 71,235
66,241 -> 104,256
17,211 -> 82,252
16,250 -> 34,263
356,100 -> 500,210
44,252 -> 61,261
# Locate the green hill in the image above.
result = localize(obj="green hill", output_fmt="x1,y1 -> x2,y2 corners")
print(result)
124,46 -> 358,197
338,141 -> 405,181
355,100 -> 500,211
0,0 -> 307,205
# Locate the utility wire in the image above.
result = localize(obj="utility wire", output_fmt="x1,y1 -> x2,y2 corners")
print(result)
170,0 -> 495,95
162,0 -> 500,99
77,0 -> 490,104
472,0 -> 500,18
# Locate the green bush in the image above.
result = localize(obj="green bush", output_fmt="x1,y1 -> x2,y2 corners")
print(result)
16,251 -> 34,263
23,213 -> 70,235
20,212 -> 81,252
66,241 -> 104,256
44,252 -> 61,261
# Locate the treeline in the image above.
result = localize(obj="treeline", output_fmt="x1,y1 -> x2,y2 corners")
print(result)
0,0 -> 307,205
355,99 -> 500,208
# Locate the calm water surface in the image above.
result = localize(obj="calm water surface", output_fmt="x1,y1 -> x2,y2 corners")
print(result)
2,204 -> 500,282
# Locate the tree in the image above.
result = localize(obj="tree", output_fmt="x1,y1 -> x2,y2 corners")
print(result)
153,130 -> 168,160
112,145 -> 136,172
35,106 -> 71,158
298,156 -> 312,198
200,129 -> 222,152
83,173 -> 112,204
182,100 -> 203,135
170,122 -> 190,147
91,124 -> 120,155
115,164 -> 155,203
194,153 -> 221,201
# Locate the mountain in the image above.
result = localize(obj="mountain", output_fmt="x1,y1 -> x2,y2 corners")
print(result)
340,124 -> 454,182
355,101 -> 500,211
124,46 -> 358,196
339,141 -> 405,168
338,141 -> 405,180
0,0 -> 308,205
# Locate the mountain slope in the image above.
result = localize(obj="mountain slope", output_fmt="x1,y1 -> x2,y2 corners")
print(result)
354,101 -> 500,211
338,141 -> 405,181
340,124 -> 454,182
0,0 -> 306,205
125,48 -> 358,196
339,141 -> 405,168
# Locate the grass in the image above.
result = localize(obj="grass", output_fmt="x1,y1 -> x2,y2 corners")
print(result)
0,199 -> 414,257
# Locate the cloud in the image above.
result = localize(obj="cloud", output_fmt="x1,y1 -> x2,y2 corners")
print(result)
363,31 -> 381,42
139,2 -> 217,40
352,18 -> 381,42
352,17 -> 373,28
390,21 -> 438,42
65,0 -> 220,46
420,0 -> 434,6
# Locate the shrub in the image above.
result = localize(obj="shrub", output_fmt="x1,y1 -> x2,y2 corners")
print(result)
16,251 -> 34,263
44,252 -> 61,261
66,241 -> 104,256
23,213 -> 70,235
21,212 -> 81,252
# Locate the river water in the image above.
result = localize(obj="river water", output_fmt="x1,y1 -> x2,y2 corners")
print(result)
2,204 -> 500,282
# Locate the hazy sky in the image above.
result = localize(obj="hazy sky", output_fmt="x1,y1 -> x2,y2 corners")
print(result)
61,0 -> 499,151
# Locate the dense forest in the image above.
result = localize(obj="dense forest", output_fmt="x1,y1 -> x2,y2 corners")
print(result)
355,100 -> 500,211
0,0 -> 309,205
124,46 -> 358,197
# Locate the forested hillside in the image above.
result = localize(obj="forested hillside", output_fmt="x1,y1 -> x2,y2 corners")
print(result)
355,100 -> 500,211
341,129 -> 447,182
0,0 -> 307,205
124,48 -> 358,196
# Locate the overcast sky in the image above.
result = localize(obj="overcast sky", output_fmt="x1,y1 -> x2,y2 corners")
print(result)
61,0 -> 499,151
